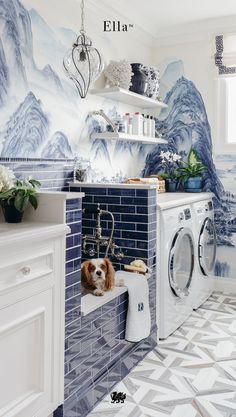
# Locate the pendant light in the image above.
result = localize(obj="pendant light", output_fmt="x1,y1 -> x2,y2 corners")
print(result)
63,0 -> 103,98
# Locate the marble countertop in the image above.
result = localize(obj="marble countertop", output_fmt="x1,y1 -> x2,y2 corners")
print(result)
69,182 -> 157,189
157,192 -> 214,209
0,222 -> 70,246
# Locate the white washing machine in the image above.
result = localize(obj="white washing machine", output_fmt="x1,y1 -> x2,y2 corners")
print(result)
191,195 -> 217,309
157,202 -> 195,339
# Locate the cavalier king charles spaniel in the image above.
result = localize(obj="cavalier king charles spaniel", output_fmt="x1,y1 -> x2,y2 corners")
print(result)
81,258 -> 115,296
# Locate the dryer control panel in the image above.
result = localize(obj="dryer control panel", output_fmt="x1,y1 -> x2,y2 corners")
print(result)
178,208 -> 192,222
184,208 -> 191,220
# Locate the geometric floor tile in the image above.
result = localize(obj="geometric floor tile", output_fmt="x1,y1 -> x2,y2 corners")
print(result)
87,292 -> 236,417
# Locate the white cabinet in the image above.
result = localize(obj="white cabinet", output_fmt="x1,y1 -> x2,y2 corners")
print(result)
0,223 -> 69,417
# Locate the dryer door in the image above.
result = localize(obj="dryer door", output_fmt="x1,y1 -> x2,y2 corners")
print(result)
168,227 -> 194,299
199,217 -> 216,276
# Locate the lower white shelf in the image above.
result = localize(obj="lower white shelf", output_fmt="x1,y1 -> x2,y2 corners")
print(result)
91,132 -> 168,145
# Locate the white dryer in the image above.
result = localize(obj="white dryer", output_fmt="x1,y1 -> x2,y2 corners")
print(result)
157,203 -> 195,339
191,196 -> 217,309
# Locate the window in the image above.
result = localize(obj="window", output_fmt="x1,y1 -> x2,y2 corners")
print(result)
216,76 -> 236,153
226,76 -> 236,144
215,35 -> 236,153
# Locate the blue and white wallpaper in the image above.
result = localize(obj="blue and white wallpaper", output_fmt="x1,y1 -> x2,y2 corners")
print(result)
0,0 -> 236,279
0,0 -> 151,179
142,60 -> 236,280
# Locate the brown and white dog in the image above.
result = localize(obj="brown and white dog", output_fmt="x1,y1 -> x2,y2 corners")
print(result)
81,258 -> 115,296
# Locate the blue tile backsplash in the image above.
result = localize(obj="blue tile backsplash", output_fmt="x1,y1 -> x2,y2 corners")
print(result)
57,185 -> 157,417
0,162 -> 157,417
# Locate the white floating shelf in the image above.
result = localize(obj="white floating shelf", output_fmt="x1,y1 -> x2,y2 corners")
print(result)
91,132 -> 167,145
90,87 -> 168,110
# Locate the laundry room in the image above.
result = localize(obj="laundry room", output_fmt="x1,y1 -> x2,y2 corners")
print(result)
0,1 -> 236,417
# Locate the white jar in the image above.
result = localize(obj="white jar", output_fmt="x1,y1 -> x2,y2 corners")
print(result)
150,116 -> 155,137
123,113 -> 130,134
143,116 -> 148,136
132,112 -> 143,136
146,115 -> 152,137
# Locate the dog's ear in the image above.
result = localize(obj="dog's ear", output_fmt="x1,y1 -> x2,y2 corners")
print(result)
81,261 -> 93,289
104,258 -> 115,290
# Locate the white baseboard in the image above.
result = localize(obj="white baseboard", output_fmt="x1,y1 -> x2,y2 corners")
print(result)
214,277 -> 236,293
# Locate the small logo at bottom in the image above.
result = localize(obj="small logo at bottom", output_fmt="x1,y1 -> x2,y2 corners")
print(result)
111,391 -> 126,403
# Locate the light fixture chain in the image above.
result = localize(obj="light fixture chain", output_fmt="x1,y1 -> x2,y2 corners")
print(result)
81,0 -> 85,33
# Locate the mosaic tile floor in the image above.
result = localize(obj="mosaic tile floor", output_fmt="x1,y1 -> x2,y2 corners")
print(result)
87,292 -> 236,417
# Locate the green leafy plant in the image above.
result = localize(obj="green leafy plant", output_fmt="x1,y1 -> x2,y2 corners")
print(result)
0,178 -> 41,212
177,149 -> 206,182
159,172 -> 179,180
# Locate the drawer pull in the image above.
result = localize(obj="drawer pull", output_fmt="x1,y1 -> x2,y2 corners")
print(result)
20,266 -> 31,276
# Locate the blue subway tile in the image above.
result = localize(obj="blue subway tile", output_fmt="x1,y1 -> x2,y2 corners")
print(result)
94,196 -> 121,205
121,197 -> 148,205
65,283 -> 81,300
108,188 -> 135,196
121,214 -> 148,223
66,210 -> 82,224
65,306 -> 81,329
136,240 -> 148,250
66,271 -> 80,287
109,221 -> 135,231
114,238 -> 135,248
122,230 -> 148,241
135,189 -> 149,197
81,187 -> 107,195
66,199 -> 81,211
82,195 -> 93,203
107,205 -> 135,214
68,223 -> 81,235
65,294 -> 81,314
66,247 -> 81,262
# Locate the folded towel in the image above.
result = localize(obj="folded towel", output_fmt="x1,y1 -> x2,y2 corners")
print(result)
115,270 -> 151,342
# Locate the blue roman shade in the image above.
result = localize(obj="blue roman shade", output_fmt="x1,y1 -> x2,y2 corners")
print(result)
215,34 -> 236,75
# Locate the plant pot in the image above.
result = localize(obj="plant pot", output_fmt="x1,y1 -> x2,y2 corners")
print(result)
1,200 -> 24,223
184,176 -> 203,192
130,63 -> 148,95
165,179 -> 178,192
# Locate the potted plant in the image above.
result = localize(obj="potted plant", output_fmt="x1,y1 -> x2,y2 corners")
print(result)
0,165 -> 41,223
159,151 -> 182,192
177,149 -> 206,192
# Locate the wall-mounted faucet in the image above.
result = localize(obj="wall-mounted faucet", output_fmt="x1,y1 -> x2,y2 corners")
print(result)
90,109 -> 118,133
83,203 -> 124,260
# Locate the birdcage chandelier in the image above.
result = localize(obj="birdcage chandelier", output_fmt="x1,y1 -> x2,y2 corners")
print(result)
63,0 -> 103,98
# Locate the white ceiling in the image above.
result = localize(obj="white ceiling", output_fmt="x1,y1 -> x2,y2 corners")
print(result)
97,0 -> 236,39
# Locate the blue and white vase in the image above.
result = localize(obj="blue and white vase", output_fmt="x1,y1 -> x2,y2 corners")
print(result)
142,66 -> 160,100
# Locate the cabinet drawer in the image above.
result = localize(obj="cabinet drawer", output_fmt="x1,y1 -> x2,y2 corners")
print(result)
0,289 -> 54,417
0,241 -> 55,305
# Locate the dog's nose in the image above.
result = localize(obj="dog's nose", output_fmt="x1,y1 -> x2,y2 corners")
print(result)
96,270 -> 102,276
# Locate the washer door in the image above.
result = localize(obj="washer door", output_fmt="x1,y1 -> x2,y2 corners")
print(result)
169,228 -> 194,299
199,218 -> 216,276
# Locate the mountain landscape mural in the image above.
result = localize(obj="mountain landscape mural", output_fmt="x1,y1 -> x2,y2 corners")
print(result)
143,74 -> 236,279
0,0 -> 85,159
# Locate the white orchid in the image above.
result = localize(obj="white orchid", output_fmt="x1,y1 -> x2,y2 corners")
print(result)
159,151 -> 182,179
0,165 -> 15,192
173,153 -> 182,162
